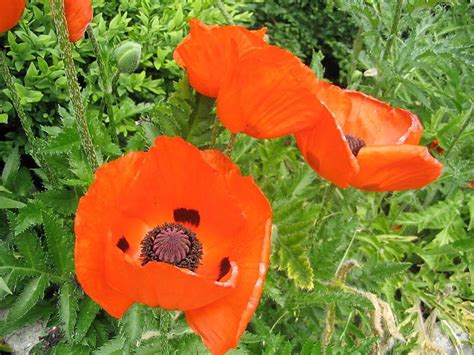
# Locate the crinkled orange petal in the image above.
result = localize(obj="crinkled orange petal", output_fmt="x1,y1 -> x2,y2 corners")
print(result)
312,82 -> 422,145
75,152 -> 146,318
186,150 -> 272,354
174,18 -> 267,97
0,0 -> 26,33
117,137 -> 247,281
351,145 -> 443,191
64,0 -> 93,42
105,239 -> 239,311
294,108 -> 359,188
217,46 -> 328,139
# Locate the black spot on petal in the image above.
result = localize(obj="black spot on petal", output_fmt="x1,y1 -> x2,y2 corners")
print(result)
117,237 -> 129,252
174,208 -> 200,227
217,257 -> 231,281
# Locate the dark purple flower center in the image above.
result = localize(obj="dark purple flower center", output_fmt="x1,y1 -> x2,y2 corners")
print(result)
345,134 -> 366,156
140,223 -> 202,271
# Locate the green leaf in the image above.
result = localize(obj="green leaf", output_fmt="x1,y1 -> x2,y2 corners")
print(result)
119,303 -> 145,349
74,296 -> 100,343
0,196 -> 26,209
37,189 -> 79,216
14,200 -> 43,235
14,230 -> 47,269
2,147 -> 19,186
7,275 -> 49,322
93,337 -> 124,355
0,276 -> 12,295
468,195 -> 474,231
42,210 -> 74,276
59,282 -> 79,341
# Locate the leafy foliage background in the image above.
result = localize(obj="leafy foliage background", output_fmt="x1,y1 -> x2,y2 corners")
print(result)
0,0 -> 473,354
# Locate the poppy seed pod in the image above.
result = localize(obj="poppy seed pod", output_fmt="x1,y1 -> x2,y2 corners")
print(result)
0,0 -> 26,33
114,41 -> 142,74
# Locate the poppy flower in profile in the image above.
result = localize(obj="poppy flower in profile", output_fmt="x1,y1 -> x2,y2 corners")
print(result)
295,81 -> 443,191
0,0 -> 26,33
217,45 -> 330,139
174,18 -> 268,97
64,0 -> 93,42
75,136 -> 272,354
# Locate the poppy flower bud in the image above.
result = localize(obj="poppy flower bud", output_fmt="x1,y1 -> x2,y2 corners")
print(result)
114,41 -> 141,74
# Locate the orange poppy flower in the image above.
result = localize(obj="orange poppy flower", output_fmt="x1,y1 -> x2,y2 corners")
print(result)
64,0 -> 93,42
217,45 -> 329,139
75,136 -> 272,354
174,18 -> 268,98
295,81 -> 443,191
0,0 -> 26,33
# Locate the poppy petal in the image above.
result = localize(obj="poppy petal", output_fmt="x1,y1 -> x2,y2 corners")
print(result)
105,240 -> 239,311
351,145 -> 443,191
217,46 -> 328,139
187,150 -> 272,354
174,18 -> 267,97
117,137 -> 247,281
0,0 -> 26,33
75,152 -> 146,318
64,0 -> 93,42
338,89 -> 422,145
294,109 -> 359,188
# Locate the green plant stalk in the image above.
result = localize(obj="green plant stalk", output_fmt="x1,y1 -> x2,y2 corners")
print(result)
225,133 -> 237,156
322,303 -> 336,354
86,26 -> 119,144
216,0 -> 235,25
49,0 -> 98,170
0,49 -> 59,185
210,116 -> 220,148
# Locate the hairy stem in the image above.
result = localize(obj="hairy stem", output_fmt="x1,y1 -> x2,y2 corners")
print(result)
322,303 -> 336,354
49,0 -> 98,170
225,133 -> 237,157
86,26 -> 119,144
0,49 -> 58,185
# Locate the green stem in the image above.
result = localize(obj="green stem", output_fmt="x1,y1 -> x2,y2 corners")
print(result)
210,116 -> 220,148
0,49 -> 58,185
49,0 -> 98,170
225,133 -> 237,157
86,26 -> 119,144
216,0 -> 235,25
322,303 -> 336,354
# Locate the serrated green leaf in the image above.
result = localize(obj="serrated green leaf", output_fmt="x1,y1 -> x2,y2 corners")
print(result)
42,210 -> 74,276
74,296 -> 100,343
93,337 -> 124,355
59,282 -> 79,341
0,276 -> 12,295
119,303 -> 145,349
7,275 -> 48,322
2,147 -> 19,186
0,196 -> 25,209
14,230 -> 47,269
37,189 -> 79,216
14,200 -> 43,235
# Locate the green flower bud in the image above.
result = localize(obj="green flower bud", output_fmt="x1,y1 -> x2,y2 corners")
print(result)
114,41 -> 142,74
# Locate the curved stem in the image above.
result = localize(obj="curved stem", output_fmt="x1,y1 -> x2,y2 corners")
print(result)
49,0 -> 98,170
0,48 -> 58,185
